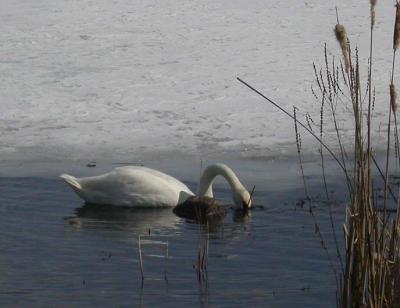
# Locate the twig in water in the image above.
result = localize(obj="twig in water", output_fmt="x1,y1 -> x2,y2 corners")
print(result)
138,235 -> 144,281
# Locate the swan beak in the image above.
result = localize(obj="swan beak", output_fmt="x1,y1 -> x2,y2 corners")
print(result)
242,201 -> 251,210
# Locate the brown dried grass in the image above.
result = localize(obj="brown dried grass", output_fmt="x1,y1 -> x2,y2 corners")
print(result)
331,6 -> 400,308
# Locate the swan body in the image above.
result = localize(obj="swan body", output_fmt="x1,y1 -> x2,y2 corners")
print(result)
60,166 -> 194,207
61,163 -> 251,209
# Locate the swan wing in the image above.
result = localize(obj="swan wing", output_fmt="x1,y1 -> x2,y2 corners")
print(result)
114,166 -> 192,193
65,166 -> 194,207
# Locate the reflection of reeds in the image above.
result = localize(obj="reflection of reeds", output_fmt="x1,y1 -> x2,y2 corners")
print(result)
138,235 -> 144,280
137,234 -> 169,282
197,231 -> 209,273
196,228 -> 209,295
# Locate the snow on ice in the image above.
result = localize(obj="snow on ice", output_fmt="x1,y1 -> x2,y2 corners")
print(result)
0,0 -> 396,161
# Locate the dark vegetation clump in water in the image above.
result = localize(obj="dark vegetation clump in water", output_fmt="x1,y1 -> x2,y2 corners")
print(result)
173,196 -> 227,224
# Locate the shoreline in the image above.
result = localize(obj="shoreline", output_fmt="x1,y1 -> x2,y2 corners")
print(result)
0,154 -> 352,205
0,150 -> 393,210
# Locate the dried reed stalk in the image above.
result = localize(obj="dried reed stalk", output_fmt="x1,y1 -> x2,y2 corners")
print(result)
293,106 -> 308,198
236,77 -> 352,189
318,93 -> 331,199
336,4 -> 400,307
384,2 -> 400,217
392,2 -> 400,169
367,0 -> 376,204
237,7 -> 400,302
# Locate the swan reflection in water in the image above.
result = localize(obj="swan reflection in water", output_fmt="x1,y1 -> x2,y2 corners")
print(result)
66,203 -> 181,233
65,201 -> 254,236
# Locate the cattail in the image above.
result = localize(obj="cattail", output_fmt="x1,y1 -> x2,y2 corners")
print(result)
391,83 -> 398,113
370,0 -> 377,28
371,8 -> 376,28
334,24 -> 350,73
394,1 -> 400,51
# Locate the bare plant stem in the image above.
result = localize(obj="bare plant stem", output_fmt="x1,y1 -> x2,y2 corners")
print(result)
329,93 -> 350,195
294,107 -> 309,198
319,92 -> 330,199
237,77 -> 400,204
384,51 -> 397,222
367,6 -> 374,211
237,77 -> 353,192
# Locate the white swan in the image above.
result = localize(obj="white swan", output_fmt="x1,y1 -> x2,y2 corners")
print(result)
60,163 -> 251,209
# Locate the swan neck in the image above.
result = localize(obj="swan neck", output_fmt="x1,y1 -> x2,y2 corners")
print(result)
198,164 -> 243,197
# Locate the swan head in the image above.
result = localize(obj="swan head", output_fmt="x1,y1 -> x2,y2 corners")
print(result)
233,188 -> 252,210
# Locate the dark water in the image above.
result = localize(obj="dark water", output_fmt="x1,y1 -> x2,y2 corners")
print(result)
0,158 -> 347,307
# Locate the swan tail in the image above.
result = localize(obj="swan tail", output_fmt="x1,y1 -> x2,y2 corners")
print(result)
60,174 -> 82,190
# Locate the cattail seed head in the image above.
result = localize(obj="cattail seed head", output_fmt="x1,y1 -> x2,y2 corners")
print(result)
390,83 -> 397,113
394,2 -> 400,51
334,24 -> 346,43
370,0 -> 376,28
371,8 -> 376,28
334,24 -> 350,73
